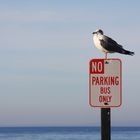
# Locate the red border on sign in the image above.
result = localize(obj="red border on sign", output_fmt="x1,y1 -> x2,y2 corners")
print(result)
89,58 -> 122,108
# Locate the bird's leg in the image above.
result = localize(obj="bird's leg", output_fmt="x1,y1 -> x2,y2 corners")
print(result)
105,52 -> 108,59
105,52 -> 109,64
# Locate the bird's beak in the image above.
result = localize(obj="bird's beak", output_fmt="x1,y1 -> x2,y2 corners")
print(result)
92,32 -> 96,34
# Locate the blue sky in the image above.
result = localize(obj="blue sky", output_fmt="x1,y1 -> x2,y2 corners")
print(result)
0,0 -> 140,126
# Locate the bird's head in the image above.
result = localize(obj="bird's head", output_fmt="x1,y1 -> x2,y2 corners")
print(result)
92,29 -> 104,35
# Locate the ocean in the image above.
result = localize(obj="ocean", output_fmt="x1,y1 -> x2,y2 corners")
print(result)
0,127 -> 140,140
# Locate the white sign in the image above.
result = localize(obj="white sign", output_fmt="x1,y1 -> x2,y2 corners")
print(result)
89,59 -> 122,107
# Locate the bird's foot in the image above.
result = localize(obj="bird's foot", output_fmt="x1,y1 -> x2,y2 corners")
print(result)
105,52 -> 108,59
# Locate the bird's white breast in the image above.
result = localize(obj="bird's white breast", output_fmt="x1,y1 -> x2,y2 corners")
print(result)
93,34 -> 109,52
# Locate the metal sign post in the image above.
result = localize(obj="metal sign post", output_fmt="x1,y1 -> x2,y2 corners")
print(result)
89,58 -> 122,140
101,108 -> 111,140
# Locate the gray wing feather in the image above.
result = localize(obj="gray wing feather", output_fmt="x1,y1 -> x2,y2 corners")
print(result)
100,36 -> 124,53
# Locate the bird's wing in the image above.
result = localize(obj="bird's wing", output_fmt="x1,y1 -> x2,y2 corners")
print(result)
99,35 -> 123,52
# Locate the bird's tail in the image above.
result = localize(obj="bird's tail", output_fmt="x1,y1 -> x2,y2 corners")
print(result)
121,49 -> 135,56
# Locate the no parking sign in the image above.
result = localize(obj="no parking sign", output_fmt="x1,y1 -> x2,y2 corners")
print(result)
89,59 -> 122,107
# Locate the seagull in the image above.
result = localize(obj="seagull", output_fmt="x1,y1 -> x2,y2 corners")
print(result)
92,29 -> 134,58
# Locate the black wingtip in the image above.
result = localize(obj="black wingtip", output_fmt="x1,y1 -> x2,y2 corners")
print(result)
129,51 -> 135,56
123,50 -> 135,56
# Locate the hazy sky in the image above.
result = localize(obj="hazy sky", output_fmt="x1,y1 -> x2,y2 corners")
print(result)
0,0 -> 140,126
